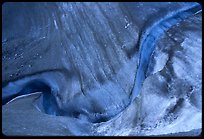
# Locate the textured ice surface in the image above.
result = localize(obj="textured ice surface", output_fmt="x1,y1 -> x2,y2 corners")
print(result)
2,2 -> 202,136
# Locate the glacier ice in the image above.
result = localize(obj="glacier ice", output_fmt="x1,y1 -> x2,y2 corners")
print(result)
2,2 -> 202,136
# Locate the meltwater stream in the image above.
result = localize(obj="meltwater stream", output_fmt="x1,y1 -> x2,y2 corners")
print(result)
131,3 -> 202,100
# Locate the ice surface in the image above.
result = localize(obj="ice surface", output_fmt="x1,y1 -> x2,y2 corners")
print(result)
2,2 -> 202,136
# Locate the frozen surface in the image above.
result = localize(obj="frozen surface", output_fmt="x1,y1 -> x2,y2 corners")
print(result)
2,2 -> 202,136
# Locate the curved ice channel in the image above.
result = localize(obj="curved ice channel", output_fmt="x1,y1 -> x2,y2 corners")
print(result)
2,2 -> 202,124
